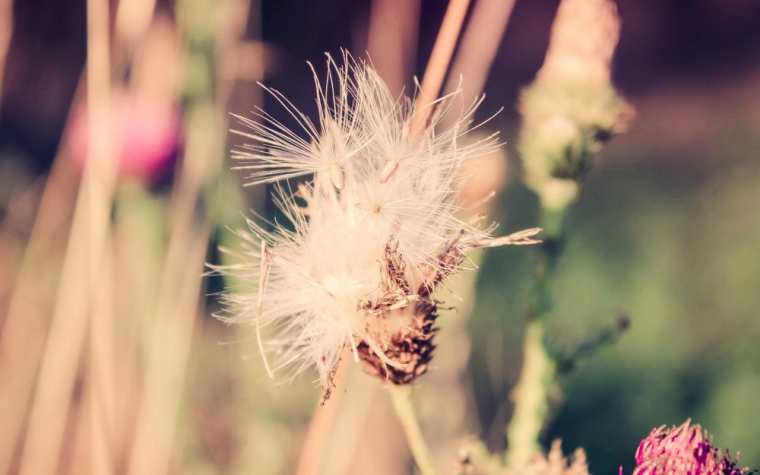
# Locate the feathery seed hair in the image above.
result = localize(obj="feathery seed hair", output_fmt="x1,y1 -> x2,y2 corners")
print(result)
216,52 -> 540,399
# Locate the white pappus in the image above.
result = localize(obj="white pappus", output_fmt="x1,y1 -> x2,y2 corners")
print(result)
214,52 -> 540,398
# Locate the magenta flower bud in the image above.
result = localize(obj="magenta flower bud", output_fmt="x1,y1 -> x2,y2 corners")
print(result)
68,93 -> 180,183
629,420 -> 747,475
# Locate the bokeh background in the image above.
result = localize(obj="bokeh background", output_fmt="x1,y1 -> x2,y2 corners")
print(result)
1,0 -> 759,474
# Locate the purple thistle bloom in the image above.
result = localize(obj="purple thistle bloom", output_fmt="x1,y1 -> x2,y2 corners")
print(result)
628,420 -> 747,475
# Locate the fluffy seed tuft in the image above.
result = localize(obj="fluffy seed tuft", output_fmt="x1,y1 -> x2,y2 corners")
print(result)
215,52 -> 539,397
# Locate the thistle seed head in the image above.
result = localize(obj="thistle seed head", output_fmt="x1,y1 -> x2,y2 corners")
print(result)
215,51 -> 539,397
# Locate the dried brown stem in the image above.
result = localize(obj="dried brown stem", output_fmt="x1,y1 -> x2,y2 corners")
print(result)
445,0 -> 517,103
18,0 -> 116,472
409,0 -> 471,137
295,348 -> 350,475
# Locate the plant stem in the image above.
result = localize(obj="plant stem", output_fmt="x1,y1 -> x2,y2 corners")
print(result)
505,204 -> 568,468
409,0 -> 471,137
505,318 -> 555,467
295,349 -> 349,475
17,0 -> 115,472
388,385 -> 437,475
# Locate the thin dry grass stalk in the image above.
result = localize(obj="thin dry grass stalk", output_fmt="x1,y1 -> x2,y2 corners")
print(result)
294,348 -> 350,475
0,0 -> 12,104
0,154 -> 78,474
126,227 -> 210,475
115,0 -> 157,50
87,233 -> 117,474
366,0 -> 421,96
17,0 -> 117,472
444,0 -> 517,106
409,0 -> 471,137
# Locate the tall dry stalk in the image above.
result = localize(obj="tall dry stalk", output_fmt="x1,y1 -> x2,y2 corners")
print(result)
87,232 -> 117,475
409,0 -> 471,137
295,350 -> 350,475
366,0 -> 421,96
0,153 -> 78,474
125,228 -> 209,475
0,0 -> 13,103
115,0 -> 157,51
444,0 -> 516,106
17,0 -> 117,472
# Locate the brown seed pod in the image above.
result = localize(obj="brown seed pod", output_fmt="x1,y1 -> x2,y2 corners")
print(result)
357,299 -> 439,385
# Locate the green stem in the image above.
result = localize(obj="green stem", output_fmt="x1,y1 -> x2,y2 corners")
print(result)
388,385 -> 437,475
505,318 -> 555,467
505,203 -> 568,467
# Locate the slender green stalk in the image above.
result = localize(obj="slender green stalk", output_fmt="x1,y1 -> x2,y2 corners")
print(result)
388,385 -> 437,475
505,318 -> 555,467
505,0 -> 628,466
505,203 -> 569,467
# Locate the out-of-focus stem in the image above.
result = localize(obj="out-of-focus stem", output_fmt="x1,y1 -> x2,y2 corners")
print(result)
366,0 -> 421,96
85,0 -> 117,468
506,0 -> 627,467
0,0 -> 12,103
505,319 -> 554,467
0,150 -> 78,475
295,349 -> 349,475
389,386 -> 437,475
88,233 -> 116,475
125,226 -> 209,475
18,0 -> 115,472
505,204 -> 568,468
444,0 -> 516,105
409,0 -> 471,137
115,0 -> 156,50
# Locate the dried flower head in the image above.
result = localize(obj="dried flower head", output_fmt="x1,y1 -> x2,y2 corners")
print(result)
215,53 -> 539,397
630,420 -> 748,475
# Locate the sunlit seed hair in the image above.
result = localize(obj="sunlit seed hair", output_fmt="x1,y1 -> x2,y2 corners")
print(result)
215,51 -> 540,398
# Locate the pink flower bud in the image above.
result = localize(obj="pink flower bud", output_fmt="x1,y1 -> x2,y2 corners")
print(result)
68,93 -> 180,183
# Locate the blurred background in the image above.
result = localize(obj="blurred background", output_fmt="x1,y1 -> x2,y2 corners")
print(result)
0,0 -> 759,474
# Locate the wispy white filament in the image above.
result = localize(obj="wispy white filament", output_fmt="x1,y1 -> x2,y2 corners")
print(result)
216,52 -> 537,390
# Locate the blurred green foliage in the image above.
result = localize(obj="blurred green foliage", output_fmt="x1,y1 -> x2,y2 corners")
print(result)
471,128 -> 760,472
